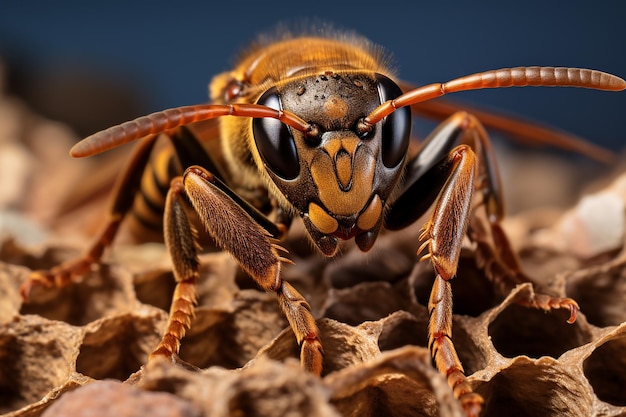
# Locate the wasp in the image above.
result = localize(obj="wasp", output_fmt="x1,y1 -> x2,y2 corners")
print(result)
21,31 -> 625,416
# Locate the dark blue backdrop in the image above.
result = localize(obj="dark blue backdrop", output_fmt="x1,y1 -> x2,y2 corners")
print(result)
1,1 -> 625,152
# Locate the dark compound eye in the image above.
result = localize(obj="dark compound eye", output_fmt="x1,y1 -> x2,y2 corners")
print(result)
375,74 -> 412,168
224,79 -> 245,102
253,87 -> 300,180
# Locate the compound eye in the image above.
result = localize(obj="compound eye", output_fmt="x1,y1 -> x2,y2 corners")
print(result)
253,87 -> 300,180
224,79 -> 244,102
375,74 -> 412,168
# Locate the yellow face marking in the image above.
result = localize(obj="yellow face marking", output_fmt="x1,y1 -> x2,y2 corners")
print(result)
335,151 -> 352,189
357,194 -> 382,231
308,202 -> 339,234
317,135 -> 362,192
309,145 -> 375,216
339,137 -> 359,154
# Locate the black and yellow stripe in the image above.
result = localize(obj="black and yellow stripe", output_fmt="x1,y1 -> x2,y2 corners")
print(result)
125,125 -> 228,242
127,140 -> 180,241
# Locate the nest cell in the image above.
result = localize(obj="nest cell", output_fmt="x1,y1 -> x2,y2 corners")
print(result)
477,357 -> 593,417
583,331 -> 626,407
0,315 -> 79,414
20,265 -> 136,326
75,312 -> 163,381
488,303 -> 589,359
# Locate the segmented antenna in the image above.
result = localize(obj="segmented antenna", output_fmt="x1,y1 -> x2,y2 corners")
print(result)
70,104 -> 311,158
365,67 -> 626,124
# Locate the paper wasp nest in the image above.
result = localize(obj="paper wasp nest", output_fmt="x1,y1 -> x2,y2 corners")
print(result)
1,63 -> 626,417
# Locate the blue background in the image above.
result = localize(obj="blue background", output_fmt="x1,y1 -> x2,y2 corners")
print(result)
1,1 -> 625,152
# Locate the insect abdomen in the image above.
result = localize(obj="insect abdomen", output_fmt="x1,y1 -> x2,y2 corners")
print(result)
126,143 -> 179,241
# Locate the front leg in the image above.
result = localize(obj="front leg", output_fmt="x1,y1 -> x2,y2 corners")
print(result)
418,145 -> 484,416
171,165 -> 323,374
388,112 -> 582,316
386,112 -> 584,416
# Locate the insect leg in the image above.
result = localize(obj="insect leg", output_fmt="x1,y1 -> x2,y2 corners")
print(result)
181,165 -> 323,374
20,134 -> 160,299
449,115 -> 579,322
150,176 -> 199,360
418,144 -> 484,416
389,112 -> 578,320
470,218 -> 580,323
385,118 -> 487,414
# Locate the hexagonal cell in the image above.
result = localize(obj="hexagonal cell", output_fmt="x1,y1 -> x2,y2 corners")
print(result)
323,231 -> 417,290
583,333 -> 626,407
316,319 -> 382,374
327,346 -> 463,417
134,252 -> 239,314
179,290 -> 288,370
488,303 -> 589,359
132,250 -> 286,370
133,269 -> 176,312
451,317 -> 490,377
20,264 -> 136,326
477,356 -> 593,417
0,315 -> 80,414
324,281 -> 413,326
411,254 -> 497,318
377,310 -> 428,352
332,374 -> 440,417
76,311 -> 164,381
376,309 -> 490,383
256,318 -> 382,376
567,264 -> 626,328
176,308 -> 235,369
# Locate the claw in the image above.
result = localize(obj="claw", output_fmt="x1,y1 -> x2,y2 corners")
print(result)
460,393 -> 484,417
548,296 -> 579,324
20,270 -> 55,301
515,292 -> 580,325
566,304 -> 578,324
19,278 -> 35,301
562,298 -> 579,324
20,257 -> 94,302
454,376 -> 484,417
